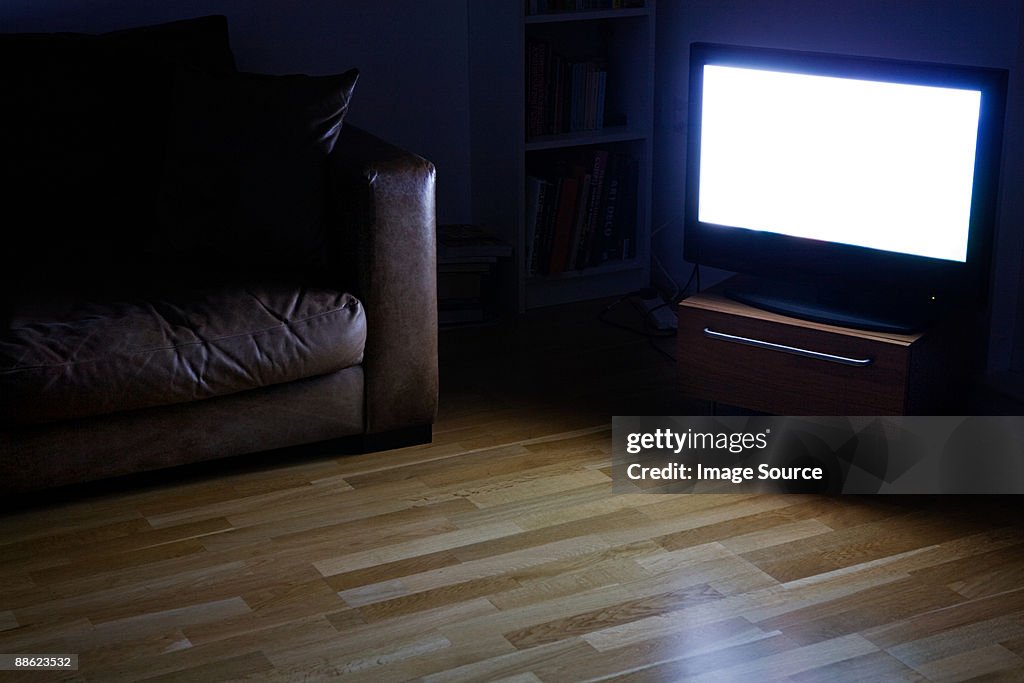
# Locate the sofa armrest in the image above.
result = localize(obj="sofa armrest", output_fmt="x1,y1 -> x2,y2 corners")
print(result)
326,125 -> 438,434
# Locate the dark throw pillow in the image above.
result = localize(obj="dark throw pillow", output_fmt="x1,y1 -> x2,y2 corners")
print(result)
156,68 -> 359,283
0,16 -> 237,299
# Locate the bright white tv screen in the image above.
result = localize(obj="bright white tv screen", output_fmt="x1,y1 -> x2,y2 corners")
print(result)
697,64 -> 982,262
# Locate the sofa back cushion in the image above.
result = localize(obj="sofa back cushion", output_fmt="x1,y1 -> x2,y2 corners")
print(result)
154,68 -> 359,284
0,16 -> 236,298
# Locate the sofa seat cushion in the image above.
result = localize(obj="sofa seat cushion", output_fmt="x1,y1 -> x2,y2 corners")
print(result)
0,283 -> 365,424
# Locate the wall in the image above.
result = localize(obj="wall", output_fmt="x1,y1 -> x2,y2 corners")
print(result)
653,0 -> 1024,377
0,0 -> 472,225
5,1 -> 1022,374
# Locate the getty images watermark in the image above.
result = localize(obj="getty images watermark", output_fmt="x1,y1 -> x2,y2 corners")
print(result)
612,416 -> 1024,494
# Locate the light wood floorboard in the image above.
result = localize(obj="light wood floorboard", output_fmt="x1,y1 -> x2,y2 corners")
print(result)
1,299 -> 1022,681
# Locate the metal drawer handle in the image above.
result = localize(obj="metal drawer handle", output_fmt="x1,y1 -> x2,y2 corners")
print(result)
703,327 -> 873,367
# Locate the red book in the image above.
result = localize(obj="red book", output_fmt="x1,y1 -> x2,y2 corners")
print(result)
547,176 -> 579,275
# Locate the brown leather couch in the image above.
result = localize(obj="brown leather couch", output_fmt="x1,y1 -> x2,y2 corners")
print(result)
0,17 -> 438,494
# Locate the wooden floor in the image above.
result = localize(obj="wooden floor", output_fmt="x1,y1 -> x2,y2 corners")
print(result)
2,299 -> 1024,681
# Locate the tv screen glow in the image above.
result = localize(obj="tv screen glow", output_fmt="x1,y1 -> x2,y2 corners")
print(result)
697,64 -> 982,263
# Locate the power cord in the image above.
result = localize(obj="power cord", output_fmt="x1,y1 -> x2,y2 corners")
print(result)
598,290 -> 676,363
681,261 -> 701,298
651,216 -> 684,303
598,293 -> 675,338
596,263 -> 702,364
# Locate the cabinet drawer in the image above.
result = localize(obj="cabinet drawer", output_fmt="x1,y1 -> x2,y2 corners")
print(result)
678,306 -> 912,415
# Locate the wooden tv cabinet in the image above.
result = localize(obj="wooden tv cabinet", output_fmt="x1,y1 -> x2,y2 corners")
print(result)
677,281 -> 970,415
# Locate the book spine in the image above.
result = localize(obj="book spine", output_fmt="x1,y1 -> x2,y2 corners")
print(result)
568,171 -> 591,271
576,149 -> 608,270
526,40 -> 548,139
593,153 -> 620,264
550,53 -> 565,135
547,176 -> 579,275
535,179 -> 560,275
617,156 -> 639,260
524,176 -> 544,274
585,67 -> 596,130
563,56 -> 572,134
571,62 -> 585,132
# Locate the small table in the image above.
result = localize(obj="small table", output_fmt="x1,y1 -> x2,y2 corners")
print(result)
676,281 -> 970,415
437,224 -> 513,325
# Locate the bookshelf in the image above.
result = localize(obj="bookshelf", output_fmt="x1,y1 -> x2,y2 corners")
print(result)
468,1 -> 655,311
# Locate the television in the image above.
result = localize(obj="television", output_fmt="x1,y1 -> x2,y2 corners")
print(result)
684,42 -> 1008,333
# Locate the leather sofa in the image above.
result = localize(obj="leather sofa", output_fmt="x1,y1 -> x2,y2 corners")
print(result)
0,16 -> 438,494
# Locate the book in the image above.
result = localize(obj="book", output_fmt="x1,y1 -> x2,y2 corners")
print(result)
584,68 -> 596,129
547,176 -> 579,275
524,176 -> 545,274
570,62 -> 585,132
568,170 -> 591,271
575,149 -> 608,269
548,52 -> 566,135
592,152 -> 620,264
526,40 -> 549,139
438,223 -> 512,261
534,178 -> 560,275
617,155 -> 639,260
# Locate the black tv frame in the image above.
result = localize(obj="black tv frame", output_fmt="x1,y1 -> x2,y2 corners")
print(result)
684,42 -> 1008,332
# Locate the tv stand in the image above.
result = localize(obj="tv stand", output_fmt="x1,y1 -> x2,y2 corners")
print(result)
677,278 -> 970,415
724,277 -> 938,334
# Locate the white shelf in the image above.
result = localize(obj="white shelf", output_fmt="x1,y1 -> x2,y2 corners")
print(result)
525,126 -> 648,152
525,263 -> 646,308
527,258 -> 644,283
